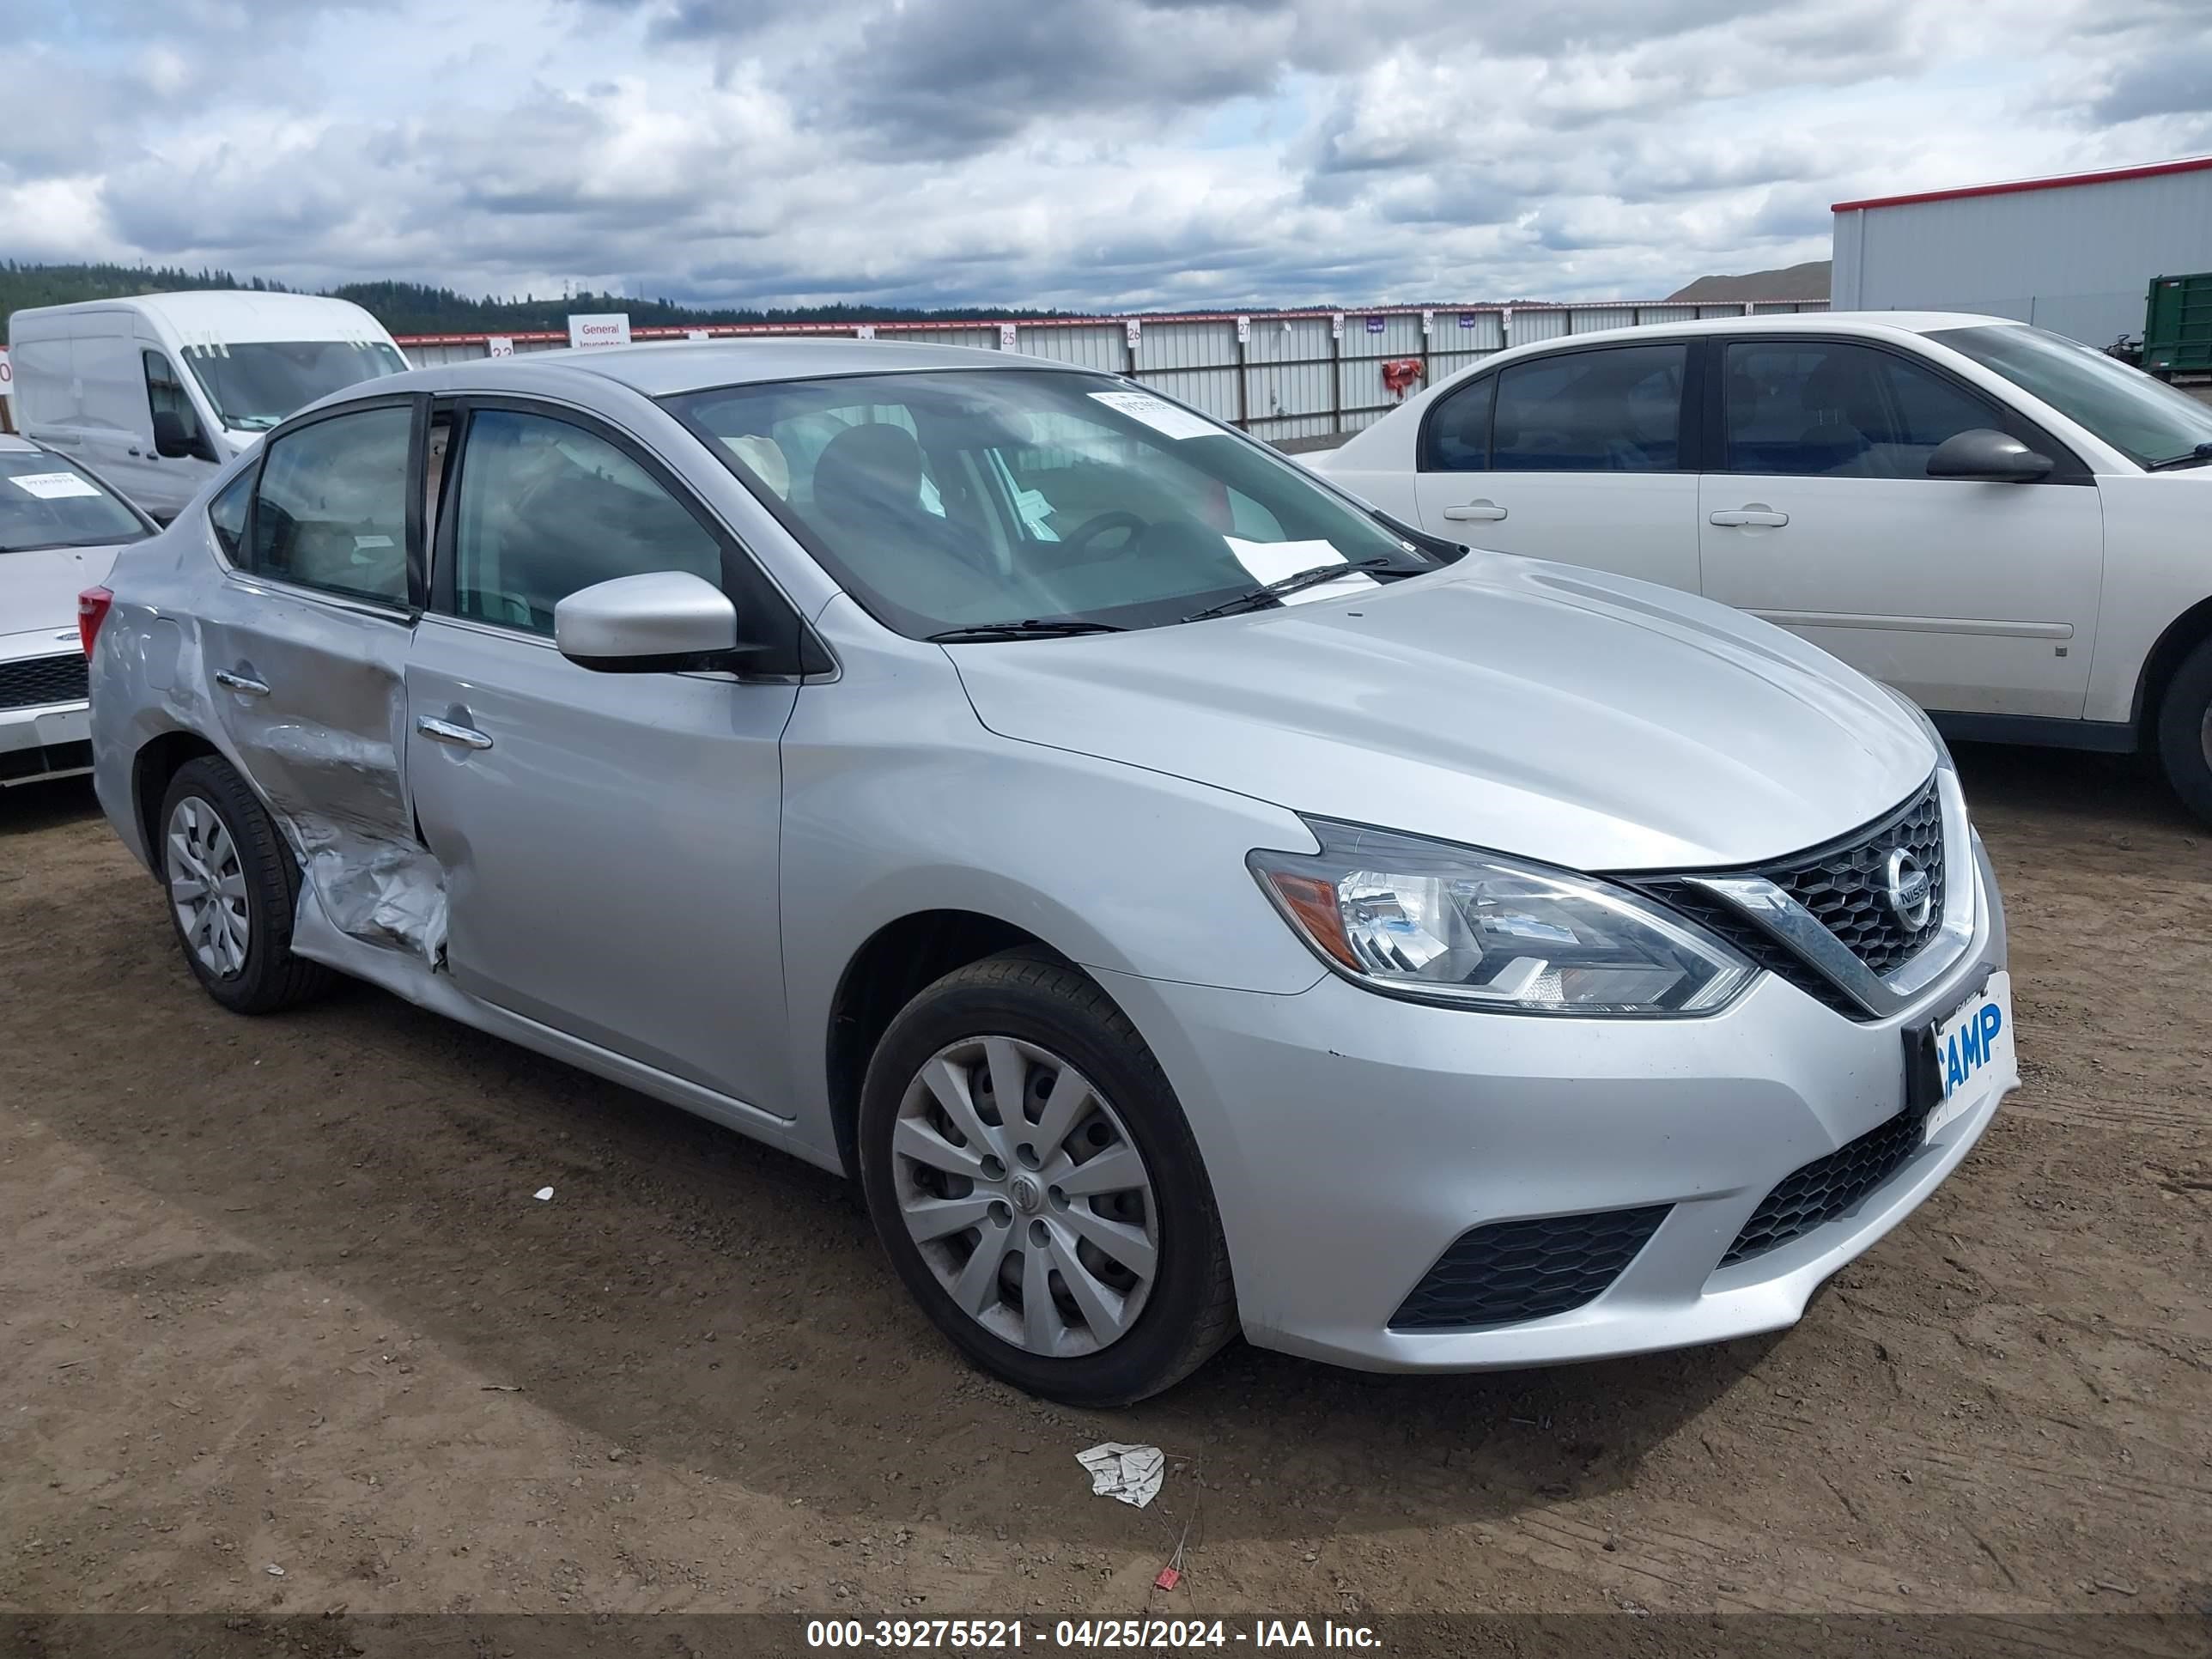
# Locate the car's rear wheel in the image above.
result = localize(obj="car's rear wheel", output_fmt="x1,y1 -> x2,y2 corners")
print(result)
858,951 -> 1237,1406
157,756 -> 335,1014
2155,637 -> 2212,826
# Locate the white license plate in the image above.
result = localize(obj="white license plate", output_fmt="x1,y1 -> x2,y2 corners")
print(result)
1924,969 -> 2014,1141
33,705 -> 90,746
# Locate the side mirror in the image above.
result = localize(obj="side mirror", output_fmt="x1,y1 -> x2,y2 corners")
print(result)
1925,428 -> 2053,483
151,410 -> 218,463
555,571 -> 740,672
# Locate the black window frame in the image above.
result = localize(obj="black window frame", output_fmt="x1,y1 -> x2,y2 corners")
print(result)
1418,338 -> 1701,474
140,348 -> 206,444
1697,333 -> 2093,485
237,392 -> 429,615
428,394 -> 827,679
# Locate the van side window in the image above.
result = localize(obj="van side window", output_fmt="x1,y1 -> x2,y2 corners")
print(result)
143,351 -> 206,446
208,466 -> 254,560
249,407 -> 412,605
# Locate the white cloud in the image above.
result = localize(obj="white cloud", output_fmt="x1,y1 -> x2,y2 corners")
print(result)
1,0 -> 2207,310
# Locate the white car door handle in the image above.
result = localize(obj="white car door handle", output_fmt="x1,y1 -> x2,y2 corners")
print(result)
213,669 -> 270,697
1441,500 -> 1509,522
1710,507 -> 1789,527
416,715 -> 493,750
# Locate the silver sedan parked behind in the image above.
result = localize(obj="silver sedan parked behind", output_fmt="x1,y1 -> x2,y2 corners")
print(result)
84,342 -> 2017,1403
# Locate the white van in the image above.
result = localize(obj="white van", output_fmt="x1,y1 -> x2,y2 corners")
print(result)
5,292 -> 409,521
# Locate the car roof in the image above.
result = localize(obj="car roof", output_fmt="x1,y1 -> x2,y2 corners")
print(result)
360,337 -> 1086,407
1485,309 -> 2020,357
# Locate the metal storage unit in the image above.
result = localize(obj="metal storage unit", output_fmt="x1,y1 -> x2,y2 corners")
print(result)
1832,156 -> 2212,348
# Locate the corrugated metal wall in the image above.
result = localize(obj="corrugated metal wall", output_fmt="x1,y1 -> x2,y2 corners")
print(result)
397,298 -> 1827,436
1832,164 -> 2212,347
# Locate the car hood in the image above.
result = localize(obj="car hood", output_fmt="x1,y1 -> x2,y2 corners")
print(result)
0,540 -> 131,661
947,553 -> 1936,872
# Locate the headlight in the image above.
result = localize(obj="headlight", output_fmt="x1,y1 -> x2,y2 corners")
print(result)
1249,818 -> 1756,1017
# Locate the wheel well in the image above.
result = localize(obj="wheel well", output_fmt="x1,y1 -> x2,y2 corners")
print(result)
825,910 -> 1061,1176
2135,597 -> 2212,733
132,731 -> 221,866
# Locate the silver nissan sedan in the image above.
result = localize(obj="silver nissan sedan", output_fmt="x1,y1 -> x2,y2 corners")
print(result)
83,341 -> 2017,1404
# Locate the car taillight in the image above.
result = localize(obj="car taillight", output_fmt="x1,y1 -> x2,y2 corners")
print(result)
78,586 -> 114,658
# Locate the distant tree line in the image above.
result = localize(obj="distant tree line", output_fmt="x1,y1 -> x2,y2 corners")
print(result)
0,261 -> 1066,338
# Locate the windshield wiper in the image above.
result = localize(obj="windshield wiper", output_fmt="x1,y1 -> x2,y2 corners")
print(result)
2147,441 -> 2212,471
927,618 -> 1127,643
1180,556 -> 1399,624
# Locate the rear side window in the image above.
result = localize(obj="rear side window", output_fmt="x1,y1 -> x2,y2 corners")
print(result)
1722,341 -> 2006,478
248,405 -> 412,604
1490,344 -> 1685,472
447,408 -> 723,635
208,466 -> 253,560
1422,374 -> 1497,471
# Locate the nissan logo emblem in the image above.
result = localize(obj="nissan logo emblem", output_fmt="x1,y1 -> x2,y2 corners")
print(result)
1883,848 -> 1933,930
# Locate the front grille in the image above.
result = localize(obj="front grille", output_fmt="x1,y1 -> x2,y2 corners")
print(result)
0,653 -> 89,711
1765,779 -> 1946,976
1390,1205 -> 1669,1331
1721,1108 -> 1926,1267
1636,775 -> 1947,1018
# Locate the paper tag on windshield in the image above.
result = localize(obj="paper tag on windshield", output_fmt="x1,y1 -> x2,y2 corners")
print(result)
1088,391 -> 1218,441
354,534 -> 395,550
8,471 -> 102,501
1224,537 -> 1381,605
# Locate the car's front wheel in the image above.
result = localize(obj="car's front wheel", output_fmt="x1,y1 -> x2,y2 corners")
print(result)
858,951 -> 1237,1405
2156,636 -> 2212,826
157,756 -> 335,1014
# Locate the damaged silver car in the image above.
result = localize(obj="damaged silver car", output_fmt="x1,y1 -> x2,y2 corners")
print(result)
86,342 -> 2012,1405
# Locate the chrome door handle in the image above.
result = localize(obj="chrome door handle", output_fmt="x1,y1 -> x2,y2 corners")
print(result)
416,715 -> 493,750
214,669 -> 270,696
1709,507 -> 1789,527
1441,500 -> 1509,522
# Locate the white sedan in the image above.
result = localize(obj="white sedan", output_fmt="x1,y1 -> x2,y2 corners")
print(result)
1317,312 -> 2212,821
1,434 -> 155,787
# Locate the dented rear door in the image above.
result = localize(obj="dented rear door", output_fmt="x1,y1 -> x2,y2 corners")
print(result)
198,394 -> 445,959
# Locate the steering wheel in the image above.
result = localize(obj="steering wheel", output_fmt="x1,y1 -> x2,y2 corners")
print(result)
1058,510 -> 1148,558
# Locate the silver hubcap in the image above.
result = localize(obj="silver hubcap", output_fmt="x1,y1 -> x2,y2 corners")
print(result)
167,797 -> 250,979
892,1035 -> 1159,1358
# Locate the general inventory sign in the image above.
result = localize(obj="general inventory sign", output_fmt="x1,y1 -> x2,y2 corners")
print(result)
567,313 -> 632,349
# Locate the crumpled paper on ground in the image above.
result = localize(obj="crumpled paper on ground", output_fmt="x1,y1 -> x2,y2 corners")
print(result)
1077,1442 -> 1165,1508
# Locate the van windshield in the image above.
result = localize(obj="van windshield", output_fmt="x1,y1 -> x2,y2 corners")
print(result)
0,451 -> 149,552
184,340 -> 408,432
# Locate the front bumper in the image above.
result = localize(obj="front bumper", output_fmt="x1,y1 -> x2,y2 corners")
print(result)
0,700 -> 94,786
1102,834 -> 2013,1371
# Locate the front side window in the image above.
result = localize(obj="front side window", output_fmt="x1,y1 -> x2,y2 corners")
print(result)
1929,323 -> 2212,470
1490,343 -> 1685,472
1723,340 -> 2004,478
185,340 -> 408,433
248,405 -> 412,604
143,350 -> 207,447
447,409 -> 724,635
670,370 -> 1432,638
0,449 -> 150,553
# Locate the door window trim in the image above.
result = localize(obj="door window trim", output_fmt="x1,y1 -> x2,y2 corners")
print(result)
428,393 -> 829,678
236,392 -> 431,617
1696,333 -> 2093,485
1416,337 -> 1698,474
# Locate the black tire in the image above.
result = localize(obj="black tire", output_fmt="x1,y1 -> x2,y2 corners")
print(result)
156,756 -> 336,1014
858,951 -> 1237,1406
2155,637 -> 2212,826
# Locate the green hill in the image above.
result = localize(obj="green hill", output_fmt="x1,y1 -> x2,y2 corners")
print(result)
1,261 -> 1060,339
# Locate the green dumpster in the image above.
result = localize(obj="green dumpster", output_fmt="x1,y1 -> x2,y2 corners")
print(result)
2143,271 -> 2212,379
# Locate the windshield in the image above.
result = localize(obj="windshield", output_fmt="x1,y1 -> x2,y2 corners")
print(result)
1929,324 -> 2212,470
184,340 -> 409,432
0,451 -> 149,553
667,369 -> 1436,636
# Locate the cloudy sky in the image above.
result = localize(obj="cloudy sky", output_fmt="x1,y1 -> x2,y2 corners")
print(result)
6,0 -> 2210,313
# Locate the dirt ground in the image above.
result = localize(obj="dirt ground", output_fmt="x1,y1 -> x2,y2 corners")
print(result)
2,744 -> 2207,1631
